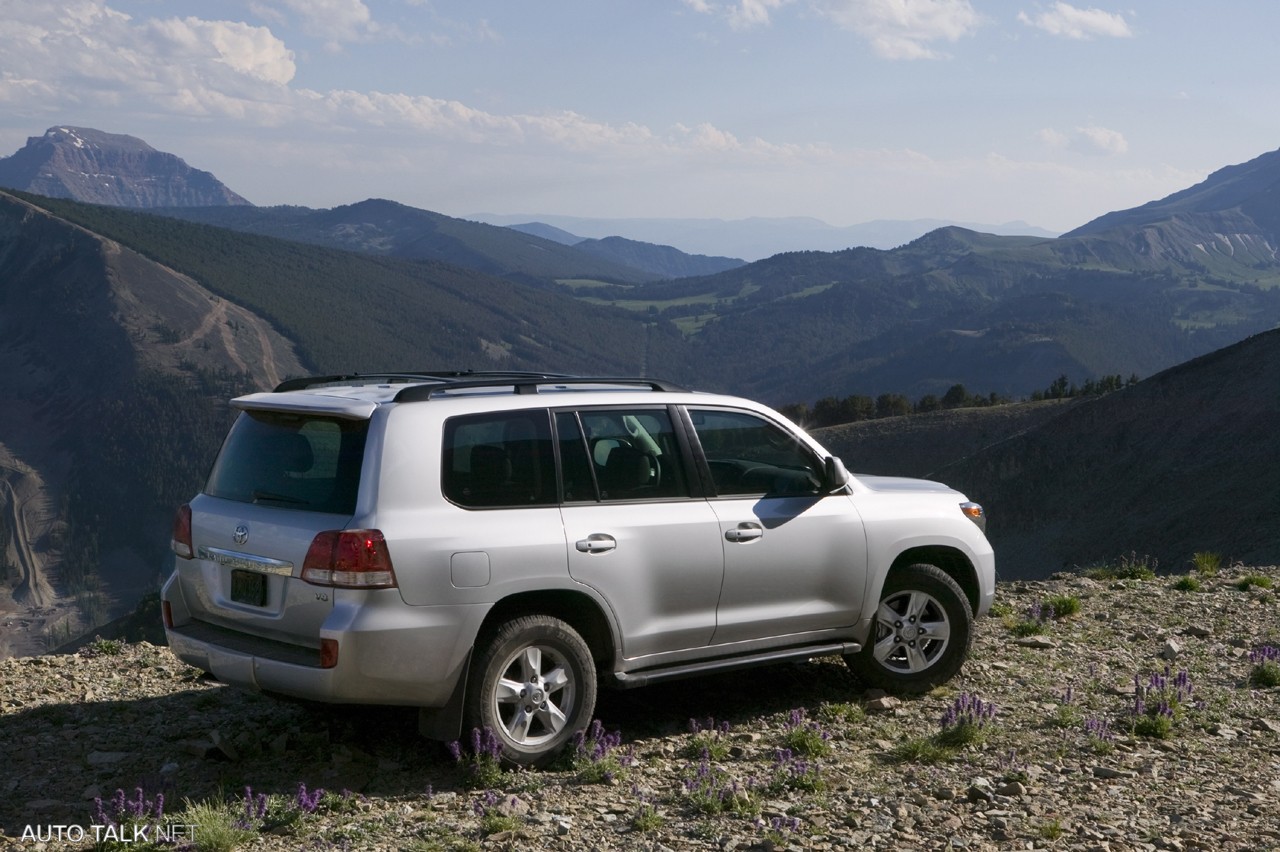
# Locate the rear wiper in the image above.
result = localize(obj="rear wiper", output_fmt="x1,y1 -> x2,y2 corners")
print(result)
251,490 -> 307,505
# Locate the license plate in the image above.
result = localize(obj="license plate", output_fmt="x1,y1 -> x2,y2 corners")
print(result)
230,569 -> 267,607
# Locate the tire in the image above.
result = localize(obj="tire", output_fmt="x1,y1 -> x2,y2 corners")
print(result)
465,614 -> 596,768
845,563 -> 973,695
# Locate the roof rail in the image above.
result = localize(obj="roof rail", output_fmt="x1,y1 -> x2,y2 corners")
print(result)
272,370 -> 576,393
393,376 -> 688,403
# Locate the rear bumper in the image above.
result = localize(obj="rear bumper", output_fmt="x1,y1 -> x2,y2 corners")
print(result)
162,572 -> 486,708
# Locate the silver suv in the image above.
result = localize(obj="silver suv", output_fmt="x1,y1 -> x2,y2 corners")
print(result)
162,372 -> 995,766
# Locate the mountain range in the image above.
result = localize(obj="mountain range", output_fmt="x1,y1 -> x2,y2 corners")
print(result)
0,126 -> 1278,655
476,212 -> 1060,261
153,199 -> 745,284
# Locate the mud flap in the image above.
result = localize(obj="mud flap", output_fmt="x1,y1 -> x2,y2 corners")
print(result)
417,648 -> 471,742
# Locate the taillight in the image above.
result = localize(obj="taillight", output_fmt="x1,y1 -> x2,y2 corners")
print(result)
320,638 -> 339,669
301,530 -> 396,589
171,504 -> 194,559
162,599 -> 174,629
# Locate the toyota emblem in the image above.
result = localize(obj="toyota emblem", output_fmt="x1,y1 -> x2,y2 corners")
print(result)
233,524 -> 249,545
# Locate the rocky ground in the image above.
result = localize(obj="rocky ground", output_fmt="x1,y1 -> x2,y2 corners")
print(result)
3,562 -> 1280,851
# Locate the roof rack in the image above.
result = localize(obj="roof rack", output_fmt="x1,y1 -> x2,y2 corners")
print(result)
392,376 -> 688,403
272,371 -> 576,393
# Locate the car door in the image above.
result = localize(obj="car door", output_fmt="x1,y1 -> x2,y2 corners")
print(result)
558,407 -> 725,660
684,406 -> 869,646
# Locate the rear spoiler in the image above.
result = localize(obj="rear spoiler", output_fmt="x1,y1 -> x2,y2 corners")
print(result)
231,392 -> 376,420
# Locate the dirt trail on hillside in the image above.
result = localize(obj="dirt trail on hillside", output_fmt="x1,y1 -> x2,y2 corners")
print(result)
0,462 -> 51,608
101,240 -> 302,390
247,306 -> 285,389
0,453 -> 78,659
176,295 -> 237,363
216,297 -> 288,389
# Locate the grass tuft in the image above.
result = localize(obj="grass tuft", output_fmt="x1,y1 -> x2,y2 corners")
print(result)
1237,574 -> 1274,591
1191,551 -> 1221,576
1083,551 -> 1157,581
1249,646 -> 1280,688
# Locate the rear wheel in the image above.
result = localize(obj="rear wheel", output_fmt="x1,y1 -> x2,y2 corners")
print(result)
845,563 -> 973,694
465,614 -> 596,768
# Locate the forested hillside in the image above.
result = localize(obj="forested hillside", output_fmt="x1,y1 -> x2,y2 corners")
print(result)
14,193 -> 693,381
811,329 -> 1280,579
588,226 -> 1280,402
155,199 -> 662,285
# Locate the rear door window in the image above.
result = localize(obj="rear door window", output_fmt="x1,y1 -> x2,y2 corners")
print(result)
204,411 -> 368,514
567,408 -> 692,501
442,411 -> 557,507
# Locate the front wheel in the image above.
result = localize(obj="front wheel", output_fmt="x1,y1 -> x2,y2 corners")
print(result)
465,614 -> 596,768
845,563 -> 973,694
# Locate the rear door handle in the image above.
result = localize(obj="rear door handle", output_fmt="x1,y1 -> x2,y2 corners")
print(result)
725,523 -> 763,543
575,533 -> 617,553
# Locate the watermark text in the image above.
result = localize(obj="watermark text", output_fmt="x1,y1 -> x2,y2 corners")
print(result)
21,823 -> 197,844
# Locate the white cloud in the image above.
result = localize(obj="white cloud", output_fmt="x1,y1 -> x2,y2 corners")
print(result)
278,0 -> 373,40
1017,2 -> 1132,40
1038,125 -> 1128,155
0,1 -> 765,169
1037,128 -> 1069,148
728,0 -> 795,29
0,1 -> 296,108
677,0 -> 795,29
147,18 -> 297,85
0,73 -> 55,104
817,0 -> 980,60
670,0 -> 979,57
1075,125 -> 1128,155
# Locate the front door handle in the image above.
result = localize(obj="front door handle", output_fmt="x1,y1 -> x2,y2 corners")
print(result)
725,523 -> 763,543
575,533 -> 617,553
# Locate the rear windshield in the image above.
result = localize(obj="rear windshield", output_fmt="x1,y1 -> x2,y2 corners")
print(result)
204,410 -> 368,515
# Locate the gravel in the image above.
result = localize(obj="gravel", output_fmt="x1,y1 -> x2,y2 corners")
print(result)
3,563 -> 1280,851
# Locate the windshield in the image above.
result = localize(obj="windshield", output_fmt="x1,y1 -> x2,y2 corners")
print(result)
204,410 -> 368,514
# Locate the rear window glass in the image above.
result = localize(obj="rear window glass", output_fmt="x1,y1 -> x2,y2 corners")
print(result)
204,411 -> 368,514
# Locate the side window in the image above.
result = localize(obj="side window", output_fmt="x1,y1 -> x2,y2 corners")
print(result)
573,408 -> 691,501
442,411 -> 556,508
688,408 -> 822,497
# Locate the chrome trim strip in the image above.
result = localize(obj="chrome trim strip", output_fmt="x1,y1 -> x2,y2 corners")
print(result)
198,546 -> 295,576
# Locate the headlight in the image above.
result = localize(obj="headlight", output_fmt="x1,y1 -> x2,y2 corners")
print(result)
959,501 -> 986,533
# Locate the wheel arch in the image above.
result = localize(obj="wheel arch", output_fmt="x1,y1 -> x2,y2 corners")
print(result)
889,546 -> 980,614
476,589 -> 617,667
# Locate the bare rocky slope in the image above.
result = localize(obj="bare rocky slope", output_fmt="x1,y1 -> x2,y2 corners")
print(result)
0,192 -> 304,657
2,563 -> 1279,850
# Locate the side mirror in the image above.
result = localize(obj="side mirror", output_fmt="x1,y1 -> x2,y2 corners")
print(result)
824,456 -> 851,492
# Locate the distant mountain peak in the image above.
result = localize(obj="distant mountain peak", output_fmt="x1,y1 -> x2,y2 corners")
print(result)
0,125 -> 251,208
41,126 -> 153,153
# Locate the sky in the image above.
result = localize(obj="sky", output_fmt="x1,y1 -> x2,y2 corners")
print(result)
2,1 -> 1279,235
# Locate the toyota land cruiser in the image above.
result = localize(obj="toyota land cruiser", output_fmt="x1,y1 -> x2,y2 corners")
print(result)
162,372 -> 995,766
